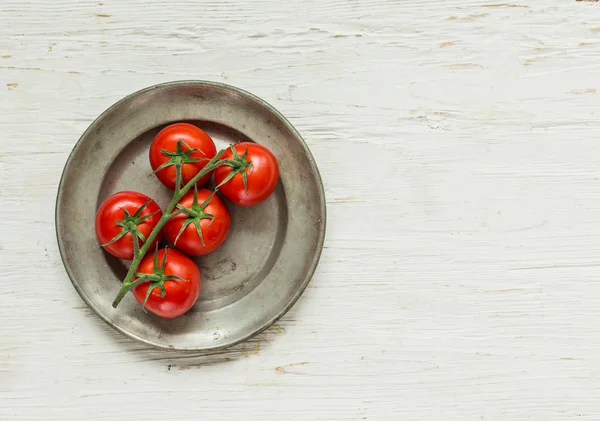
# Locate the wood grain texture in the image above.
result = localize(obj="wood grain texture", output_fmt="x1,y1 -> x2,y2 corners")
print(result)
2,0 -> 600,419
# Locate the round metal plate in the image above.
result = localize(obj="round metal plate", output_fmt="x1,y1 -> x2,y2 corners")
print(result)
56,81 -> 326,351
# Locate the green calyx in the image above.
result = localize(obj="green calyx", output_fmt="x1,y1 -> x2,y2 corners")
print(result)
154,139 -> 206,171
128,246 -> 187,311
154,140 -> 208,191
173,185 -> 215,247
101,200 -> 158,256
217,144 -> 253,192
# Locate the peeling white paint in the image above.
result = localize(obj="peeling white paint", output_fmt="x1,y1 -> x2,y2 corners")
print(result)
1,0 -> 600,420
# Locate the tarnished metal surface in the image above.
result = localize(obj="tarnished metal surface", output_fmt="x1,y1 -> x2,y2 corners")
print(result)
56,81 -> 326,351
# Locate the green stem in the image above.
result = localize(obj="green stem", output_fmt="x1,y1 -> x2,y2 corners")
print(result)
111,148 -> 227,308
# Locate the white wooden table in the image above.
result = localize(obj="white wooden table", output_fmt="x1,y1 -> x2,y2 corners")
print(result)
2,0 -> 600,419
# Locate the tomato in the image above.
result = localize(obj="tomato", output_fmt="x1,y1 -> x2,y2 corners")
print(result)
213,142 -> 279,206
149,122 -> 217,190
164,187 -> 231,256
95,191 -> 163,260
132,248 -> 200,318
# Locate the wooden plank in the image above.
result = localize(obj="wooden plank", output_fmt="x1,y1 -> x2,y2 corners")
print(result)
1,0 -> 600,419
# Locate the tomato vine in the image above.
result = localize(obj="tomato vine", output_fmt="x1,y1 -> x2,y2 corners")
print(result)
111,142 -> 231,308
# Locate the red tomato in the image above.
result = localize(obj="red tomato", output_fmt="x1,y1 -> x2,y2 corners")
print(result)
95,191 -> 163,260
213,142 -> 279,206
149,123 -> 217,190
164,188 -> 231,256
132,248 -> 201,318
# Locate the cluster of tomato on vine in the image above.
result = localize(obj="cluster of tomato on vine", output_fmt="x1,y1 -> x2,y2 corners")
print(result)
94,122 -> 279,318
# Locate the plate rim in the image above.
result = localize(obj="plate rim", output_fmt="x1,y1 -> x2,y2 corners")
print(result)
55,80 -> 327,352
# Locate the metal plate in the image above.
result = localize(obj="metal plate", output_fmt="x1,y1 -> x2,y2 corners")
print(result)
56,81 -> 326,351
